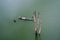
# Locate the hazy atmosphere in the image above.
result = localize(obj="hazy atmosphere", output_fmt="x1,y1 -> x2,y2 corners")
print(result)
0,0 -> 60,40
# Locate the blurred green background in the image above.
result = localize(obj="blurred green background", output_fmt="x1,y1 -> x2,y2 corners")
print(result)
0,0 -> 60,40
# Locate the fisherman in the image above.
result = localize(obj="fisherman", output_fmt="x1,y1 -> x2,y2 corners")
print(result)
33,11 -> 38,37
33,11 -> 42,37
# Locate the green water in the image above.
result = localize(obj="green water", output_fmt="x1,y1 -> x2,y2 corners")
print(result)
0,0 -> 60,40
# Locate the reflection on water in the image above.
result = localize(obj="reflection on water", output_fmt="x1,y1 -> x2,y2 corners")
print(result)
0,0 -> 60,40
